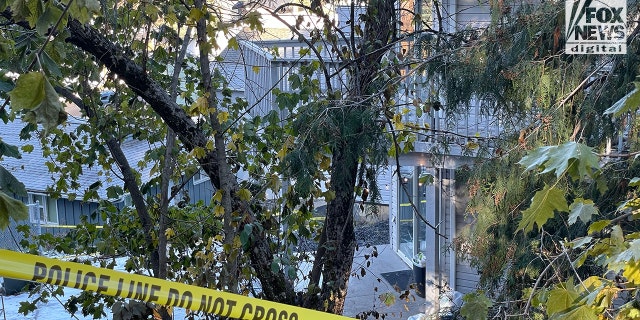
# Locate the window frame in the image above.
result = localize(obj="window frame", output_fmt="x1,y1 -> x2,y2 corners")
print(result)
28,193 -> 59,225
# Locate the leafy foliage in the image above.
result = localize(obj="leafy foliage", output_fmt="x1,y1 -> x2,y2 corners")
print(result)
518,185 -> 568,233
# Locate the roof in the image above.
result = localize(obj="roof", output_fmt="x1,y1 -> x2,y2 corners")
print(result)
212,47 -> 247,91
0,117 -> 151,200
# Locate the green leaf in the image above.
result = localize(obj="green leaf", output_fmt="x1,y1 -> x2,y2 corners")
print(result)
550,305 -> 598,320
68,0 -> 99,23
0,139 -> 20,158
10,0 -> 32,21
518,185 -> 569,233
0,37 -> 15,61
518,145 -> 554,172
568,198 -> 598,225
0,190 -> 29,230
9,72 -> 46,110
588,219 -> 610,234
36,4 -> 64,35
519,142 -> 600,180
378,292 -> 396,306
604,82 -> 640,118
615,239 -> 640,263
106,186 -> 124,199
546,285 -> 580,316
0,165 -> 27,196
22,75 -> 67,130
623,260 -> 640,285
630,177 -> 640,187
460,292 -> 493,320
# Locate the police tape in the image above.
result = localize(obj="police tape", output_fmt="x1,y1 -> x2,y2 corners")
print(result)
0,249 -> 353,320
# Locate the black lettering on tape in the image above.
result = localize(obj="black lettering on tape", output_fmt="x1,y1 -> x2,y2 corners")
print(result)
240,303 -> 253,319
265,308 -> 277,320
278,311 -> 288,320
289,312 -> 298,320
167,288 -> 180,306
223,300 -> 237,318
32,262 -> 47,281
181,291 -> 193,310
61,267 -> 71,287
81,272 -> 96,291
115,278 -> 124,297
201,294 -> 214,313
49,265 -> 63,285
213,297 -> 224,315
73,270 -> 83,289
97,274 -> 110,294
149,284 -> 161,302
133,282 -> 149,301
254,305 -> 265,320
126,280 -> 135,299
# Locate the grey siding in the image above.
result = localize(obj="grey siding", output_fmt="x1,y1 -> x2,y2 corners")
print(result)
183,176 -> 215,206
454,176 -> 480,294
456,0 -> 491,30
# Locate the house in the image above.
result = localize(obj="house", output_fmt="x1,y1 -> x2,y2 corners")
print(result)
0,117 -> 215,251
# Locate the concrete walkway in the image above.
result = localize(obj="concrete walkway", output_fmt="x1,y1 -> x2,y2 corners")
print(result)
343,244 -> 427,319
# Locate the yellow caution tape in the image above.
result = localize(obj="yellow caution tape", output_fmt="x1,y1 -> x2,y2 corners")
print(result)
0,249 -> 353,320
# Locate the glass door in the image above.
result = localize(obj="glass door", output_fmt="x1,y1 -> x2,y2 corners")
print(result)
397,166 -> 429,262
398,168 -> 415,260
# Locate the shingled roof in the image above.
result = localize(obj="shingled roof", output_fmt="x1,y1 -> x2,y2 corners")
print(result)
0,117 -> 151,200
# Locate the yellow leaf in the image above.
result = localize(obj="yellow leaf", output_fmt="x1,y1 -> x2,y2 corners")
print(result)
277,147 -> 288,160
206,139 -> 215,151
191,147 -> 205,159
217,111 -> 229,123
164,228 -> 175,240
214,205 -> 225,217
212,190 -> 223,203
238,188 -> 251,201
190,95 -> 209,116
392,113 -> 405,131
252,66 -> 260,74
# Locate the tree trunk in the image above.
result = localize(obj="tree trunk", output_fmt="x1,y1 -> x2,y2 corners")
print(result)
307,0 -> 396,313
319,143 -> 360,313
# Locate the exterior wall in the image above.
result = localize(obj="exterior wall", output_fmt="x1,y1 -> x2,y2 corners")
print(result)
0,197 -> 102,250
183,174 -> 216,206
452,170 -> 481,294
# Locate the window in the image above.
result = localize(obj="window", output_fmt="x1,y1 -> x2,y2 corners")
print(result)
28,193 -> 58,225
193,170 -> 210,185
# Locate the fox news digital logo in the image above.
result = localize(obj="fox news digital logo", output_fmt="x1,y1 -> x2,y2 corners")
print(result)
566,0 -> 626,54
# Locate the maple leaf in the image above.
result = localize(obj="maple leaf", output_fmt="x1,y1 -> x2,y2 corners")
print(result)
519,142 -> 600,181
546,283 -> 580,316
460,292 -> 493,320
605,82 -> 640,118
568,198 -> 599,225
518,185 -> 569,233
550,305 -> 599,320
615,239 -> 640,263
